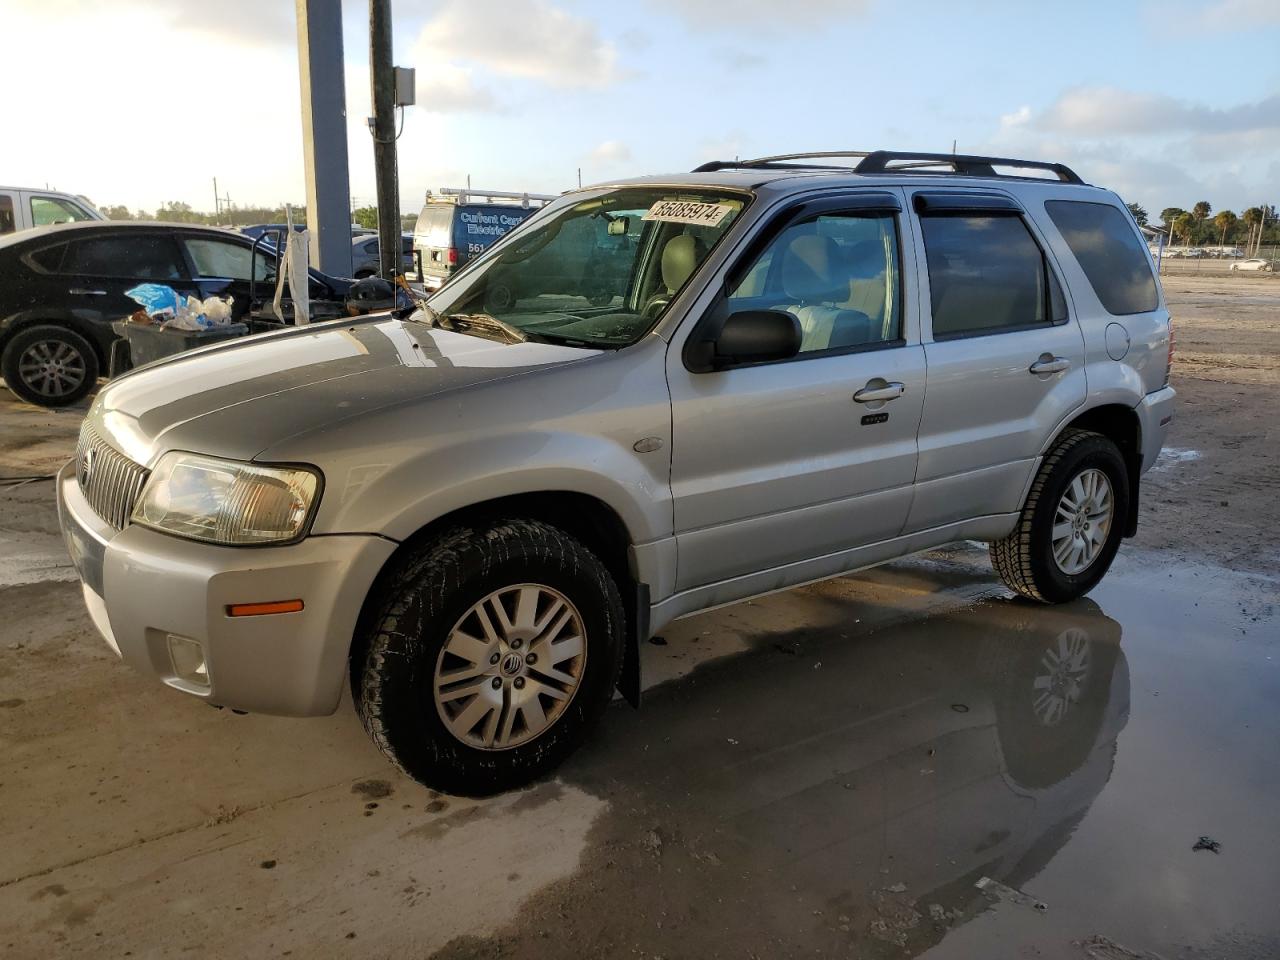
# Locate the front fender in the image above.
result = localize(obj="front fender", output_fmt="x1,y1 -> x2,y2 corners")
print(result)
311,429 -> 672,545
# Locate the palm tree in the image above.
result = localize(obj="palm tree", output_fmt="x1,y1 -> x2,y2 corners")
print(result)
1214,210 -> 1237,246
1243,207 -> 1263,256
1174,212 -> 1195,246
1126,202 -> 1148,227
1192,201 -> 1212,222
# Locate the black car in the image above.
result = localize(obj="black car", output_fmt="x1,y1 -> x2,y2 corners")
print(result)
0,222 -> 351,406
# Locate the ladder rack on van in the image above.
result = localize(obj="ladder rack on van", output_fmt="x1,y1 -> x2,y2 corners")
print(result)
693,150 -> 1084,185
426,188 -> 558,209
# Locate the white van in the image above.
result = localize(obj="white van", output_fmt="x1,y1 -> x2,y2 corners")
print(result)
0,186 -> 104,235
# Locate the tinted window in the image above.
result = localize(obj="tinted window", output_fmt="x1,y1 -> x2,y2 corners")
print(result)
1045,200 -> 1158,315
184,237 -> 274,281
27,243 -> 67,272
30,196 -> 94,226
728,211 -> 902,354
0,195 -> 14,235
921,214 -> 1049,337
63,234 -> 185,280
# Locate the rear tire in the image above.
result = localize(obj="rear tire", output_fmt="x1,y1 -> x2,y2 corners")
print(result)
990,429 -> 1129,603
352,520 -> 625,796
1,324 -> 99,407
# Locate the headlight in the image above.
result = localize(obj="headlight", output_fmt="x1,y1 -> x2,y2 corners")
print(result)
132,452 -> 321,545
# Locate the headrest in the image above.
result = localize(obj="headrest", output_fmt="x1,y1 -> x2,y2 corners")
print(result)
780,234 -> 847,303
661,234 -> 703,292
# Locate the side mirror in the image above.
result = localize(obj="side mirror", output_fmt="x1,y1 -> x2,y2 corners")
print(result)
692,309 -> 800,371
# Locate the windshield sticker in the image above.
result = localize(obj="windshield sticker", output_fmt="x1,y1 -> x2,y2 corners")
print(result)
642,200 -> 734,227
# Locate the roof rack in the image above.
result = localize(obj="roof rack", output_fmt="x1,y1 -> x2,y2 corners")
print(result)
426,187 -> 558,208
692,150 -> 1084,185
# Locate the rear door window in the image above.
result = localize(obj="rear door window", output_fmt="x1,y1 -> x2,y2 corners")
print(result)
1044,200 -> 1158,315
27,243 -> 68,272
920,214 -> 1062,338
63,234 -> 187,280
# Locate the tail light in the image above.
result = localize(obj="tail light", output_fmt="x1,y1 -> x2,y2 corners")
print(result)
446,247 -> 458,265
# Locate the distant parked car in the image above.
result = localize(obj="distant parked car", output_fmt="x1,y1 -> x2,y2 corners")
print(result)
351,234 -> 414,278
0,186 -> 103,236
1229,258 -> 1275,272
0,222 -> 352,406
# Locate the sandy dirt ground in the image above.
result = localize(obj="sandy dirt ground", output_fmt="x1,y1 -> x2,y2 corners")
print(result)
0,274 -> 1276,959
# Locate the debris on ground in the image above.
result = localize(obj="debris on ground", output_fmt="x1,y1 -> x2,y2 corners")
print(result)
1076,933 -> 1171,959
648,635 -> 668,646
975,876 -> 1047,912
351,779 -> 393,800
1192,835 -> 1222,854
868,887 -> 922,946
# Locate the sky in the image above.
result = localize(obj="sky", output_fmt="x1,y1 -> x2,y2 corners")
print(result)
3,0 -> 1278,219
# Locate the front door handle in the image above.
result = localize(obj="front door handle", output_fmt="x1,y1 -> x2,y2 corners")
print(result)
853,381 -> 906,403
69,288 -> 108,296
1029,354 -> 1071,375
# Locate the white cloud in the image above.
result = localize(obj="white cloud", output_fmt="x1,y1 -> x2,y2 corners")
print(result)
418,0 -> 622,89
649,0 -> 871,26
1146,0 -> 1280,34
413,63 -> 502,113
588,140 -> 631,164
1000,105 -> 1032,130
982,88 -> 1280,214
1036,87 -> 1280,137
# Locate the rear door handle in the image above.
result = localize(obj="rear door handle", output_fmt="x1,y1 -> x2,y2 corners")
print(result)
853,381 -> 906,403
1029,355 -> 1071,375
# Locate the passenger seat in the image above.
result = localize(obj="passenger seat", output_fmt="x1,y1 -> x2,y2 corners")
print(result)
778,235 -> 872,351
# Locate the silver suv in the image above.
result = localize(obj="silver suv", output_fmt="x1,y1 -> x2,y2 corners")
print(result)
57,150 -> 1175,796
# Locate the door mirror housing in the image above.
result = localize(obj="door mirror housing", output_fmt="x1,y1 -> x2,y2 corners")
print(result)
688,309 -> 802,372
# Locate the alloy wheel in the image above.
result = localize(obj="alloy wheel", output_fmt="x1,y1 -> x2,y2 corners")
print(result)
17,339 -> 87,399
433,583 -> 587,750
1051,468 -> 1114,575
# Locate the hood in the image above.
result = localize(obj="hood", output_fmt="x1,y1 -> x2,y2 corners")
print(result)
94,315 -> 598,465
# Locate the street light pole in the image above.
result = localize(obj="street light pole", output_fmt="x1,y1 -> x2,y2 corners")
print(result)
370,0 -> 399,283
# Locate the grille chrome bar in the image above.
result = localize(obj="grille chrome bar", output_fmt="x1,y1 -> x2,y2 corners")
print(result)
76,424 -> 150,531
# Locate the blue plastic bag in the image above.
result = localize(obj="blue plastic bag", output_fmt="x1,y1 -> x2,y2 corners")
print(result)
125,284 -> 184,319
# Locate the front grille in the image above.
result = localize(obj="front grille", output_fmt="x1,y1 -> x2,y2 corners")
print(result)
76,423 -> 150,530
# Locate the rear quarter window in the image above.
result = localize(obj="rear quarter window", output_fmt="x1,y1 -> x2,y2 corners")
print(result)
1044,200 -> 1158,315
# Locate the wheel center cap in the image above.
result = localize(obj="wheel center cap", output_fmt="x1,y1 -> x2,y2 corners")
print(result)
500,652 -> 524,677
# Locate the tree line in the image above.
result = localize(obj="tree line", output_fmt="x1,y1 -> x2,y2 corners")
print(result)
100,201 -> 416,233
1126,200 -> 1277,252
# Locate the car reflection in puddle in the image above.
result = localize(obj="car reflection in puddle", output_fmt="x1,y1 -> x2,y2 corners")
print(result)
545,596 -> 1129,957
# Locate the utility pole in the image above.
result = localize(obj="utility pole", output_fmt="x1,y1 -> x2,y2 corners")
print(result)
213,177 -> 220,222
295,0 -> 353,276
370,0 -> 399,282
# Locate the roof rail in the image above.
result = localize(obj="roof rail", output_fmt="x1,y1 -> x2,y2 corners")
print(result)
854,151 -> 1083,184
692,150 -> 1084,185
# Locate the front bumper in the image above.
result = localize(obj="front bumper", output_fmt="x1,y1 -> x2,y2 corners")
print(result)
1136,384 -> 1177,473
56,460 -> 396,716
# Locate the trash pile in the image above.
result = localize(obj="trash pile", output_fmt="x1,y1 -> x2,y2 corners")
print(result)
125,284 -> 234,331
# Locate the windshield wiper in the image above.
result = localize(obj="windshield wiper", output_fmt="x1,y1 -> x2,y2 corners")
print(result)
434,312 -> 528,344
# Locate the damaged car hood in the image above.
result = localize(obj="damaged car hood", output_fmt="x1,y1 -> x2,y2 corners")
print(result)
92,314 -> 599,465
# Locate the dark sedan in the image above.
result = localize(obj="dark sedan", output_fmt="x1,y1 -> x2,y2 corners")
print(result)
0,222 -> 351,406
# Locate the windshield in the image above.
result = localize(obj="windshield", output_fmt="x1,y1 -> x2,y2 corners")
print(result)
423,187 -> 750,347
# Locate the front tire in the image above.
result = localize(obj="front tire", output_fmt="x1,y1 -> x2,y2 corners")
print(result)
352,520 -> 625,796
1,324 -> 99,407
990,429 -> 1129,603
